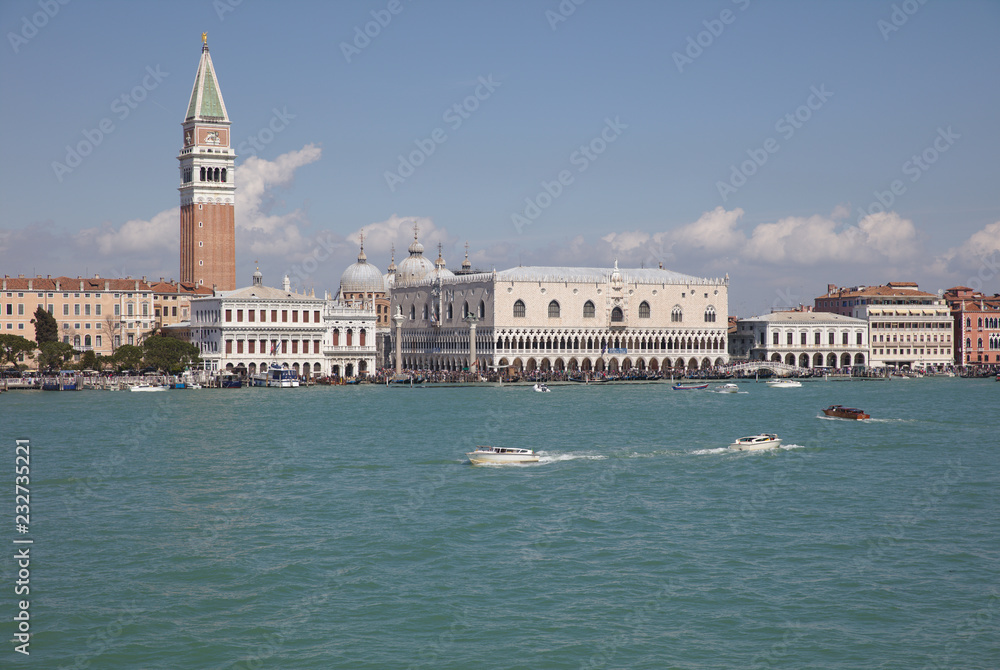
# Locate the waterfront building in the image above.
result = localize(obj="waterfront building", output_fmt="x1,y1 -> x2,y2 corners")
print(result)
390,232 -> 729,373
814,282 -> 953,369
188,269 -> 376,378
179,34 -> 236,291
942,286 -> 1000,366
734,309 -> 869,369
150,279 -> 214,330
339,238 -> 391,368
0,275 -> 156,363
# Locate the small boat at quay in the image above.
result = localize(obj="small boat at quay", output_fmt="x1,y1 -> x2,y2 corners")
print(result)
766,379 -> 802,388
672,382 -> 708,390
533,383 -> 551,392
729,434 -> 782,451
823,405 -> 870,420
467,446 -> 540,465
129,383 -> 168,392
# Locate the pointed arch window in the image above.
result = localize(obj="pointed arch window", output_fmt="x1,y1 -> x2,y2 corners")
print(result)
639,301 -> 650,318
479,300 -> 485,319
671,306 -> 683,323
611,307 -> 624,322
409,305 -> 415,320
513,300 -> 526,318
583,300 -> 595,318
548,300 -> 560,318
422,304 -> 428,320
704,305 -> 716,322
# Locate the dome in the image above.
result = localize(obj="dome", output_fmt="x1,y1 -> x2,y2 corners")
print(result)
433,243 -> 455,280
340,244 -> 385,294
396,226 -> 435,286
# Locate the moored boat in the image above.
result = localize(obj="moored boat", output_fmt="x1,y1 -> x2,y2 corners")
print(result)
823,405 -> 870,420
729,433 -> 782,451
467,446 -> 539,465
129,383 -> 168,392
533,383 -> 551,392
766,379 -> 802,388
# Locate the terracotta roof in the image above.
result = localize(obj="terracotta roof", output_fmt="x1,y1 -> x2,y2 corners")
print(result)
816,284 -> 936,300
148,280 -> 214,296
2,275 -> 152,291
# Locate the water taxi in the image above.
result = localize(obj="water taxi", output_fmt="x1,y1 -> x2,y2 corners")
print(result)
729,433 -> 782,451
672,382 -> 708,390
715,383 -> 739,393
533,383 -> 551,392
129,383 -> 168,392
822,405 -> 870,420
467,446 -> 540,465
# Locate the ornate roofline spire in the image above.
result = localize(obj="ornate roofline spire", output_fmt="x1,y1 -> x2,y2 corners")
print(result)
462,241 -> 471,270
387,244 -> 396,272
357,229 -> 367,262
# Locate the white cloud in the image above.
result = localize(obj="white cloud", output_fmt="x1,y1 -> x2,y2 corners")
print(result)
670,206 -> 746,255
76,207 -> 178,257
931,220 -> 1000,281
348,214 -> 442,258
237,143 -> 322,236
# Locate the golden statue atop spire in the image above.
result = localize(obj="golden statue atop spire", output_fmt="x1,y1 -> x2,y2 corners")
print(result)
202,32 -> 207,44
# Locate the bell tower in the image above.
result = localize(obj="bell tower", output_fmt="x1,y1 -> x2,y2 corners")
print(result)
178,32 -> 236,291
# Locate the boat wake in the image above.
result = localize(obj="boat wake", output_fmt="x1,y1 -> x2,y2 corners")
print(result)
536,452 -> 607,463
690,447 -> 730,455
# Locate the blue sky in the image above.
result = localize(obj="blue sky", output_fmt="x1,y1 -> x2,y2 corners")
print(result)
2,0 -> 998,315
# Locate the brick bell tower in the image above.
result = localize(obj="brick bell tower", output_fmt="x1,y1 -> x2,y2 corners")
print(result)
179,32 -> 236,291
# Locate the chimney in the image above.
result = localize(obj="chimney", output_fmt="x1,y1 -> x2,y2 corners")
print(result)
55,280 -> 60,290
28,279 -> 33,290
827,284 -> 837,295
94,273 -> 100,279
79,280 -> 84,291
283,275 -> 291,292
105,281 -> 110,291
134,280 -> 139,291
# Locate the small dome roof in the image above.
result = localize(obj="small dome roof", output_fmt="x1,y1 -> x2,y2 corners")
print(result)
396,225 -> 435,286
340,244 -> 384,294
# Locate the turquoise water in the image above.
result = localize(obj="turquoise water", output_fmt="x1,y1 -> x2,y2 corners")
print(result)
2,379 -> 998,669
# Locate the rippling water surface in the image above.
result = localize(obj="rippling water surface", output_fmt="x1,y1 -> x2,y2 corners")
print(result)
2,378 -> 998,668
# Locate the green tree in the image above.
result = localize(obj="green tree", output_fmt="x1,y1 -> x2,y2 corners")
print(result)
38,341 -> 77,371
0,334 -> 35,370
78,350 -> 100,371
142,335 -> 201,373
31,306 -> 58,344
113,344 -> 144,372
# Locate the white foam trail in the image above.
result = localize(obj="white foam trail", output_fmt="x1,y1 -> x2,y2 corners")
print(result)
690,447 -> 730,455
536,452 -> 607,462
780,443 -> 805,450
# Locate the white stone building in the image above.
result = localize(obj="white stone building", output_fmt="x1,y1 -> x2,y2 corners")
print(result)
735,310 -> 869,368
391,259 -> 730,373
189,270 -> 376,378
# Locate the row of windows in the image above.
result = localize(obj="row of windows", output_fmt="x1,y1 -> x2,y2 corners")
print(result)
876,333 -> 949,343
223,309 -> 323,324
768,331 -> 863,346
876,349 -> 950,356
871,321 -> 950,329
967,336 -> 1000,349
226,340 -> 322,355
3,293 -> 145,299
966,317 -> 1000,329
510,300 -> 716,322
4,302 -> 148,317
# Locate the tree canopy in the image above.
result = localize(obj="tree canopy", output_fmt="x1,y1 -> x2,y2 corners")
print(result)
0,334 -> 35,369
38,341 -> 77,371
112,345 -> 144,372
31,306 -> 58,344
142,335 -> 201,373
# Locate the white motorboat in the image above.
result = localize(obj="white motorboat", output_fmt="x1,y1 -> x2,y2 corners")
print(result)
129,383 -> 168,392
766,379 -> 802,388
533,383 -> 551,393
467,446 -> 540,465
729,433 -> 782,451
715,383 -> 739,393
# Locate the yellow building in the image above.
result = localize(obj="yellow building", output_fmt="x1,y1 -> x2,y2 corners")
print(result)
1,275 -> 157,365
